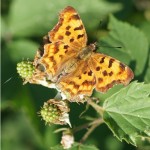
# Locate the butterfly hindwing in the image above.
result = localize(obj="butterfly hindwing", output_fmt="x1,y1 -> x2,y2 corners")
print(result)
57,60 -> 96,99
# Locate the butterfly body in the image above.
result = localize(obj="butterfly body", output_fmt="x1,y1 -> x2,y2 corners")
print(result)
77,43 -> 96,60
36,6 -> 134,101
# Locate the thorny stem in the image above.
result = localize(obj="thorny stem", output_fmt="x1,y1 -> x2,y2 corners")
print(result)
73,97 -> 105,143
87,98 -> 104,116
80,118 -> 103,143
73,118 -> 104,134
73,123 -> 90,134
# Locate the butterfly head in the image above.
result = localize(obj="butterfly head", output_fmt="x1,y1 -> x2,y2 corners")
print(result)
88,42 -> 97,52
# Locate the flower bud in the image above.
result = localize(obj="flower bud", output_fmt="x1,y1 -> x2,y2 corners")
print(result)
61,129 -> 74,149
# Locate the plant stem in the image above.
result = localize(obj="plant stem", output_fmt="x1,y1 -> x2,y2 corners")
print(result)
73,122 -> 90,133
80,118 -> 103,143
73,118 -> 104,133
87,98 -> 104,116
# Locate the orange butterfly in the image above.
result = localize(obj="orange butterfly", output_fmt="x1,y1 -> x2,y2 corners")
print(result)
36,6 -> 134,101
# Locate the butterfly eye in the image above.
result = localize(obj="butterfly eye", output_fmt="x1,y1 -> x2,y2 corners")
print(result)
37,64 -> 45,72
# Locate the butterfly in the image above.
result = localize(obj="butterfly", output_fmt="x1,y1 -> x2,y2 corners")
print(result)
35,6 -> 134,101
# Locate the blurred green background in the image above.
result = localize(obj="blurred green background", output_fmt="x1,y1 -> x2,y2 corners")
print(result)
1,0 -> 150,150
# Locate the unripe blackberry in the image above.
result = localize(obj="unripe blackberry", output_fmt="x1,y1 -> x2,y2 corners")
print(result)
17,61 -> 35,79
40,102 -> 61,124
39,99 -> 70,125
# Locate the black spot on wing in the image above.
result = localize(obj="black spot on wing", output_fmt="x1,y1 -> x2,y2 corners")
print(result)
100,57 -> 105,63
109,71 -> 113,76
120,63 -> 126,71
64,45 -> 69,49
70,38 -> 74,42
66,26 -> 71,30
108,58 -> 115,68
96,66 -> 100,71
74,25 -> 83,31
102,70 -> 108,76
88,70 -> 93,76
71,14 -> 80,20
65,31 -> 71,36
77,34 -> 84,39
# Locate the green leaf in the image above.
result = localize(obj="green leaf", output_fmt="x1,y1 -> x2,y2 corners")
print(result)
12,87 -> 42,133
1,111 -> 44,150
44,126 -> 59,148
139,21 -> 150,83
100,15 -> 149,76
8,0 -> 122,37
94,84 -> 124,102
139,21 -> 150,44
70,143 -> 99,150
6,39 -> 38,62
50,143 -> 99,150
103,81 -> 150,146
144,54 -> 150,83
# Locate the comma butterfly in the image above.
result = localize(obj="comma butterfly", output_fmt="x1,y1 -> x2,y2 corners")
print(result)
35,6 -> 134,101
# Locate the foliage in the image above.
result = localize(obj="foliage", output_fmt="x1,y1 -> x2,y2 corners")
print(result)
2,0 -> 150,150
103,81 -> 150,145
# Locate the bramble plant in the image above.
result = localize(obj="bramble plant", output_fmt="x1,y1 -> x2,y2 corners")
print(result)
16,11 -> 150,150
2,0 -> 150,150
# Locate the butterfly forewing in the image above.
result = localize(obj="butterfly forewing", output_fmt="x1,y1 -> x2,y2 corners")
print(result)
39,6 -> 88,81
89,53 -> 134,92
49,6 -> 87,50
40,41 -> 78,81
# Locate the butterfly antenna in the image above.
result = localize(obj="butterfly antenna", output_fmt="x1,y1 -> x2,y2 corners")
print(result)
2,73 -> 19,86
2,77 -> 14,85
96,42 -> 122,49
100,45 -> 122,49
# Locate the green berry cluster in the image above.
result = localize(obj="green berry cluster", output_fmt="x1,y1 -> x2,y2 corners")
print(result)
17,61 -> 35,79
40,102 -> 61,124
